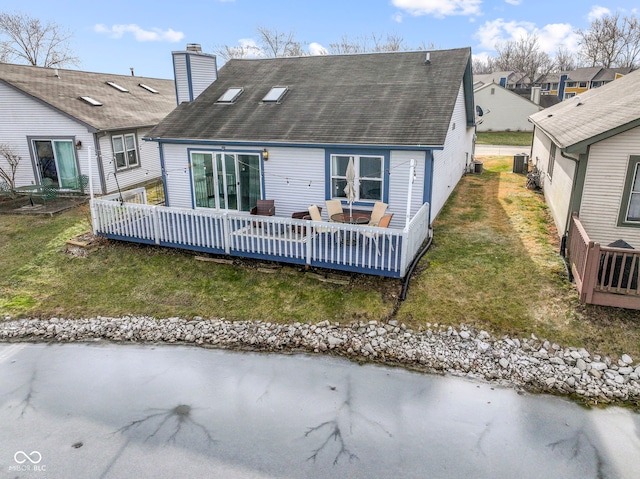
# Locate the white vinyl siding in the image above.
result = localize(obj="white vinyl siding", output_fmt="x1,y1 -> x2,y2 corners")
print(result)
431,82 -> 473,220
172,54 -> 190,105
474,84 -> 542,132
262,147 -> 325,217
100,129 -> 161,194
579,126 -> 640,247
188,54 -> 218,100
0,82 -> 95,189
530,128 -> 575,237
388,150 -> 425,229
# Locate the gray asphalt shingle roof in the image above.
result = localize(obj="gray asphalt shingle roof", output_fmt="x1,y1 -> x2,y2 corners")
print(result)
529,69 -> 640,149
147,48 -> 472,147
0,63 -> 176,132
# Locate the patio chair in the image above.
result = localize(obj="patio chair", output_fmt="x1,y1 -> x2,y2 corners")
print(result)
250,199 -> 275,229
308,205 -> 336,240
368,201 -> 388,226
325,199 -> 343,222
362,213 -> 394,255
250,199 -> 275,216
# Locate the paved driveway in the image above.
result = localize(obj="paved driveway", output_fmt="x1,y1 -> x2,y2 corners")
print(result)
475,144 -> 531,156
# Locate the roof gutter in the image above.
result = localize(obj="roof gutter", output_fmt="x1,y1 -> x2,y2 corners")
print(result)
141,137 -> 446,151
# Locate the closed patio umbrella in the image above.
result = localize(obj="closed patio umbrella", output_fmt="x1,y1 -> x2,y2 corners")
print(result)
344,156 -> 356,215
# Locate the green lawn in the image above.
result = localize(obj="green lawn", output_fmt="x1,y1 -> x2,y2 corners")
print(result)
2,156 -> 640,360
476,131 -> 533,146
0,208 -> 392,323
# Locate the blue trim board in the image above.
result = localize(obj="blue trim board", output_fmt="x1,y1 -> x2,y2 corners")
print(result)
158,144 -> 170,207
323,148 -> 391,203
185,53 -> 194,102
171,53 -> 180,107
144,137 -> 445,152
423,150 -> 434,205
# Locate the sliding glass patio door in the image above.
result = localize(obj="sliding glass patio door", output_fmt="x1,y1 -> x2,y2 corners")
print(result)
191,152 -> 261,211
33,140 -> 79,188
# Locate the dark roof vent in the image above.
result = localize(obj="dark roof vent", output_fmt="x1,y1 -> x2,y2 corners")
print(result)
186,43 -> 202,53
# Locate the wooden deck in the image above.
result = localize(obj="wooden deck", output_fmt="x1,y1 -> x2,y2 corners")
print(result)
568,213 -> 640,309
90,188 -> 430,278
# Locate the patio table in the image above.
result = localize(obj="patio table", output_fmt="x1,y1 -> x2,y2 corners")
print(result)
15,184 -> 58,206
331,212 -> 370,224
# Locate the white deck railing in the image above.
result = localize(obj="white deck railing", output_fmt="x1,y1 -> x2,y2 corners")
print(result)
91,198 -> 431,277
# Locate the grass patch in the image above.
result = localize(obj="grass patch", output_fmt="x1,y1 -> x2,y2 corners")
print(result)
397,156 -> 640,360
0,206 -> 393,323
476,131 -> 533,146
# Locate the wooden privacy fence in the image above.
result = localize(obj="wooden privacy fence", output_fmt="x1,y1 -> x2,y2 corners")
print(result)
568,213 -> 640,309
90,192 -> 431,278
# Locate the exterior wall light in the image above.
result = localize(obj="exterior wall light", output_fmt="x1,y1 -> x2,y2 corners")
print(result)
263,148 -> 269,161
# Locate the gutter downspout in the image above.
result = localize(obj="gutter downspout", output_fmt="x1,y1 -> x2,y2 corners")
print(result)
559,149 -> 580,281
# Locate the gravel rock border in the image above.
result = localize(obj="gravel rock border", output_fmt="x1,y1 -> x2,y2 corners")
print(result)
1,315 -> 639,405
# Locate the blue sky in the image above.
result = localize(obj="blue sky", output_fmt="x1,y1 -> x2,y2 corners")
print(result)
2,0 -> 639,79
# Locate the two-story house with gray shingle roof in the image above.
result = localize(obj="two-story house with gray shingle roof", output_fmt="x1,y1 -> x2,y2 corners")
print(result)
0,63 -> 176,195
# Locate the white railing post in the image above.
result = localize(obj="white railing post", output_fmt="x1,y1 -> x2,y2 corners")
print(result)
306,219 -> 313,266
399,229 -> 409,276
152,206 -> 161,245
223,212 -> 231,254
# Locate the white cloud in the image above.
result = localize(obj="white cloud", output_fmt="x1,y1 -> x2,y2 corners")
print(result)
93,24 -> 184,43
392,0 -> 482,18
474,18 -> 580,54
308,42 -> 328,55
505,0 -> 522,5
587,5 -> 611,21
392,13 -> 404,23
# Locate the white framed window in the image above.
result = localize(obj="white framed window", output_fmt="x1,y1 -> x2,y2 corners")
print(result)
330,154 -> 383,202
112,133 -> 139,170
564,92 -> 576,99
579,81 -> 587,88
548,143 -> 556,181
619,156 -> 640,225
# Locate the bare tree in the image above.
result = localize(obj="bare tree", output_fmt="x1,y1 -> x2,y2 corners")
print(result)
577,12 -> 640,68
328,32 -> 413,54
255,26 -> 305,58
0,143 -> 21,190
494,34 -> 552,84
0,11 -> 79,67
213,43 -> 262,62
472,56 -> 495,74
553,46 -> 577,72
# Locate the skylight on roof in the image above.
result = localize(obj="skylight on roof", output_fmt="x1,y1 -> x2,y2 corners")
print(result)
262,86 -> 288,103
139,83 -> 159,94
217,87 -> 244,103
106,81 -> 129,92
80,96 -> 103,106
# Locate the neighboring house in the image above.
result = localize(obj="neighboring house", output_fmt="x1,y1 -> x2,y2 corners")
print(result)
474,83 -> 543,132
529,69 -> 640,308
91,47 -> 476,279
0,63 -> 176,194
536,67 -> 634,100
473,71 -> 530,90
